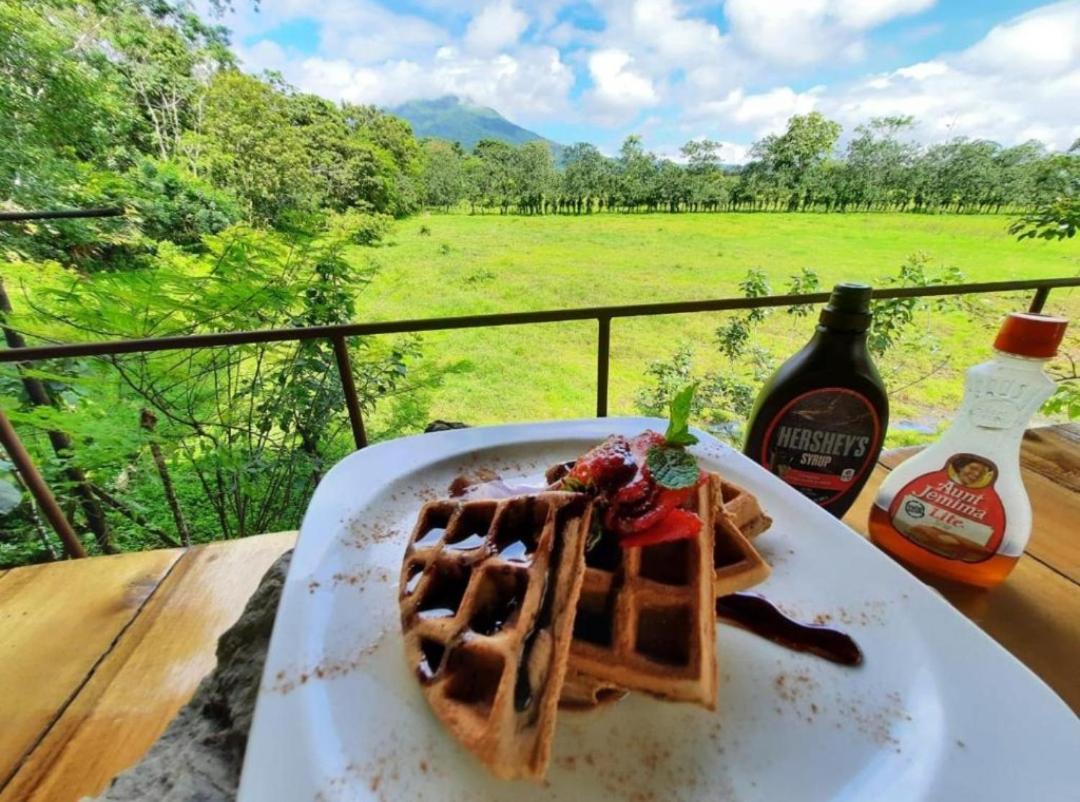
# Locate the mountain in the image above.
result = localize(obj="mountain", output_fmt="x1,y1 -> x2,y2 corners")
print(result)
390,95 -> 564,159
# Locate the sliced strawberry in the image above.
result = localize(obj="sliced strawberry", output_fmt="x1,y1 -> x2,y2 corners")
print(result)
619,508 -> 703,548
564,435 -> 636,490
606,484 -> 696,536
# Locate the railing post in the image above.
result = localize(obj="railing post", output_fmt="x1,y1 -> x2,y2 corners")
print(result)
331,336 -> 368,450
1028,286 -> 1051,314
0,407 -> 86,558
596,316 -> 610,418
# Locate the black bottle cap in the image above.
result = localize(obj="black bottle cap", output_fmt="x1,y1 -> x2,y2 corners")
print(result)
820,283 -> 873,331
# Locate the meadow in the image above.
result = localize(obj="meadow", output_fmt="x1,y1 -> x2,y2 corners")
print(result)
358,212 -> 1080,444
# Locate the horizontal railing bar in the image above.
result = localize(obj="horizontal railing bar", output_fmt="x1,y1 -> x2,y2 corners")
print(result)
3,276 -> 1078,364
0,207 -> 126,222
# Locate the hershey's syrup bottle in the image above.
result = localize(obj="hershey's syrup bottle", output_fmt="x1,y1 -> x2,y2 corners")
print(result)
743,283 -> 888,518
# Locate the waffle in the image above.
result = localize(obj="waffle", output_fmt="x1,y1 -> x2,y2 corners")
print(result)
710,474 -> 772,595
558,667 -> 628,709
557,474 -> 772,709
566,477 -> 721,708
717,477 -> 773,540
398,492 -> 589,780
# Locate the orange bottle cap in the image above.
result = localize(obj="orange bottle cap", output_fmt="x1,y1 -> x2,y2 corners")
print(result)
992,312 -> 1068,358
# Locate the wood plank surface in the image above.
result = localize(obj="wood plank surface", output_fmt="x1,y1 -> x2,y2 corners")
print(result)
0,550 -> 181,790
1021,424 -> 1080,493
1020,468 -> 1080,582
0,533 -> 296,802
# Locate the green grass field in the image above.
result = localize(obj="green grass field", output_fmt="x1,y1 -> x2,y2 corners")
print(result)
357,213 -> 1080,443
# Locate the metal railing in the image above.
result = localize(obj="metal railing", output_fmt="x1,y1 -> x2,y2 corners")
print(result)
1,211 -> 1077,557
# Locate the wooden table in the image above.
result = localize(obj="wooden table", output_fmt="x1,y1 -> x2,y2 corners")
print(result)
1,425 -> 1077,802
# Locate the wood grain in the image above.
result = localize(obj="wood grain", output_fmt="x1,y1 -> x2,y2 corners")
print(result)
1021,424 -> 1080,493
1020,469 -> 1080,583
0,533 -> 296,802
0,550 -> 181,790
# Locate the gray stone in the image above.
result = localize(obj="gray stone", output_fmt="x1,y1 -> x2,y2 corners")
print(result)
87,550 -> 293,802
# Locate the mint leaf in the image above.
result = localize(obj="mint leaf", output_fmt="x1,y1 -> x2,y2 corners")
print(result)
561,476 -> 588,493
664,383 -> 699,447
646,445 -> 700,489
585,515 -> 604,553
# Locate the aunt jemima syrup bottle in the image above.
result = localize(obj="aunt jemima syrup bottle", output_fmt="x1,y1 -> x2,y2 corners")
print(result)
870,312 -> 1068,588
744,283 -> 888,518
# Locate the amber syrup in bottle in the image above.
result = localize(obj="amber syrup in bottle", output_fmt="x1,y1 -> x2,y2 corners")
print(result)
869,312 -> 1068,588
743,283 -> 888,518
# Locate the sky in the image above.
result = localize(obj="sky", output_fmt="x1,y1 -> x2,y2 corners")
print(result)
207,0 -> 1080,163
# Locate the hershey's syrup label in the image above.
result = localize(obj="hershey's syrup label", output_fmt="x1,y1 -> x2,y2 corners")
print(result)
887,454 -> 1007,563
760,387 -> 881,506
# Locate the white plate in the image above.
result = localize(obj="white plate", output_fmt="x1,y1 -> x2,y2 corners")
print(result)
239,418 -> 1079,802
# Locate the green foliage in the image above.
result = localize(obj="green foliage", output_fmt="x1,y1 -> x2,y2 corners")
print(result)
868,254 -> 968,356
1043,382 -> 1080,418
332,210 -> 392,246
716,268 -> 772,361
2,222 -> 439,564
129,159 -> 241,247
1009,152 -> 1080,240
785,268 -> 822,317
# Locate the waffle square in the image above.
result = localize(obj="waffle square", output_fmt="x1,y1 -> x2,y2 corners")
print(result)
717,477 -> 773,540
566,478 -> 720,708
710,474 -> 773,594
399,492 -> 589,780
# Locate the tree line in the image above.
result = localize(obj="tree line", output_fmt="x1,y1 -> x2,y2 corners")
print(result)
421,115 -> 1080,217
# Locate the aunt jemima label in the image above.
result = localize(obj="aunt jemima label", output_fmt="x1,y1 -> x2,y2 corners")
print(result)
887,453 -> 1006,563
760,387 -> 881,505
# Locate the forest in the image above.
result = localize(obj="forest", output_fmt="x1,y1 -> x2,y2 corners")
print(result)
1,0 -> 1078,565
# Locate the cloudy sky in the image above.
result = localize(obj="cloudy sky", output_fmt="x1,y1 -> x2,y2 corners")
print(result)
212,0 -> 1080,162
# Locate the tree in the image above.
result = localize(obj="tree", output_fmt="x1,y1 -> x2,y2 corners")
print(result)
748,112 -> 842,210
617,135 -> 659,211
843,117 -> 917,211
420,139 -> 466,210
472,139 -> 518,213
513,141 -> 556,214
560,143 -> 607,213
194,71 -> 316,224
681,139 -> 728,211
1010,151 -> 1080,240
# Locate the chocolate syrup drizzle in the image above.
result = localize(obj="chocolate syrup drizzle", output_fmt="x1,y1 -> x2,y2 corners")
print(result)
715,593 -> 863,667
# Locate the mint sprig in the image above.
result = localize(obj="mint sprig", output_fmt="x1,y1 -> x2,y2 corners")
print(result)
664,383 -> 699,447
646,445 -> 700,489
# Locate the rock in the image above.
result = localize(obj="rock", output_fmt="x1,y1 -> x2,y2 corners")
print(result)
86,551 -> 293,802
423,420 -> 469,432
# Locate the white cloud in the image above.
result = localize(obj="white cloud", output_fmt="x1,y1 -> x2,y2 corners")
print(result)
464,0 -> 530,54
676,2 -> 1080,152
586,48 -> 659,121
688,87 -> 822,136
815,1 -> 1080,149
628,0 -> 726,62
723,0 -> 936,66
831,0 -> 937,29
238,41 -> 573,122
960,0 -> 1080,78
